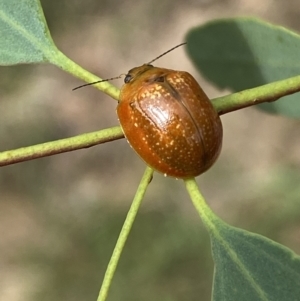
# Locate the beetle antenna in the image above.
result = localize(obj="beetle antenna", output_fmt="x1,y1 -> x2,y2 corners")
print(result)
72,75 -> 124,91
147,42 -> 187,65
73,43 -> 186,91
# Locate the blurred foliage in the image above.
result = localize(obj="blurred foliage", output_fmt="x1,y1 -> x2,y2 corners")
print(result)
186,18 -> 300,118
0,65 -> 34,94
21,206 -> 213,301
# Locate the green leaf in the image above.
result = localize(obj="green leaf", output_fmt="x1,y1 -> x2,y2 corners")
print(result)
185,179 -> 300,301
186,17 -> 300,118
0,0 -> 56,65
211,219 -> 300,301
0,0 -> 120,100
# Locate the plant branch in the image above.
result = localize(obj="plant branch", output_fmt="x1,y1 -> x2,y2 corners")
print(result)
0,126 -> 124,167
184,178 -> 216,232
213,75 -> 300,115
97,166 -> 154,301
49,49 -> 120,101
1,74 -> 300,167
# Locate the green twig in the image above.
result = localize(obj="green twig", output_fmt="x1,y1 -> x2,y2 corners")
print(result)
184,178 -> 216,232
213,75 -> 300,115
50,47 -> 300,116
97,166 -> 154,301
49,49 -> 120,101
2,67 -> 300,167
0,126 -> 124,167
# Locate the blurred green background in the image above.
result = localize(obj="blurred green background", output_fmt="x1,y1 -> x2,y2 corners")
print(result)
1,0 -> 300,300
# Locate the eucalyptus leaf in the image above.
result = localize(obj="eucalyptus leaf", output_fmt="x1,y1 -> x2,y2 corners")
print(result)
210,217 -> 300,301
185,179 -> 300,301
186,18 -> 300,118
0,0 -> 56,65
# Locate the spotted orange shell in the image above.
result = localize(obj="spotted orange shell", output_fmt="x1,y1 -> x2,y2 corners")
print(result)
117,64 -> 223,178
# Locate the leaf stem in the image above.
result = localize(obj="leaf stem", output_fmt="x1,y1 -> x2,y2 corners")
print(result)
49,49 -> 120,101
184,178 -> 217,232
213,75 -> 300,115
97,166 -> 154,301
0,126 -> 124,167
2,61 -> 300,167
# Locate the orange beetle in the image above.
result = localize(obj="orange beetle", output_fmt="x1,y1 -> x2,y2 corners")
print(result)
117,63 -> 223,178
